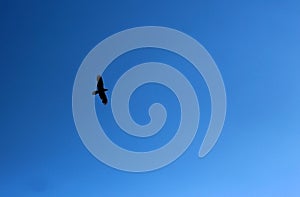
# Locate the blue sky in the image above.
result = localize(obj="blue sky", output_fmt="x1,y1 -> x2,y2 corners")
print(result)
1,0 -> 300,196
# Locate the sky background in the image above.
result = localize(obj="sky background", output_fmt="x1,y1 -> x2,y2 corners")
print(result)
1,0 -> 300,196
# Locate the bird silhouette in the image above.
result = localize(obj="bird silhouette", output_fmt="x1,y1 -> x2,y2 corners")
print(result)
92,75 -> 108,105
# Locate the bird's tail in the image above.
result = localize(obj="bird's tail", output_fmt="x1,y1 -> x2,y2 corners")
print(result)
92,90 -> 98,95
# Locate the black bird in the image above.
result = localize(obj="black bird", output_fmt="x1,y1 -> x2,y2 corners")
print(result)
92,75 -> 108,105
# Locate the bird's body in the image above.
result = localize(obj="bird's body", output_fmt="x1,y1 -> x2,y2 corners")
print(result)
92,75 -> 108,105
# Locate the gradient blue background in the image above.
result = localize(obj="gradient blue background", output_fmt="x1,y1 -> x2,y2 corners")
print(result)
1,0 -> 300,196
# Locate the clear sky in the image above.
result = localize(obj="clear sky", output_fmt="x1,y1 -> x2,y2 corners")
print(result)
1,0 -> 300,196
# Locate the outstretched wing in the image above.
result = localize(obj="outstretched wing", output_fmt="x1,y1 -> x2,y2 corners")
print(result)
97,76 -> 104,90
99,92 -> 108,105
96,75 -> 101,82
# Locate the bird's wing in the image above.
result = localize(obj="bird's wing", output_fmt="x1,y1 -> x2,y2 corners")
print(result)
99,92 -> 108,104
96,75 -> 101,82
97,76 -> 104,89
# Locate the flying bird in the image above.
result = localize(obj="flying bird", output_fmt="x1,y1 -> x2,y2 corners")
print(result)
92,75 -> 108,105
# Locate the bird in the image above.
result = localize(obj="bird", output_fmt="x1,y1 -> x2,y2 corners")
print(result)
92,75 -> 108,105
